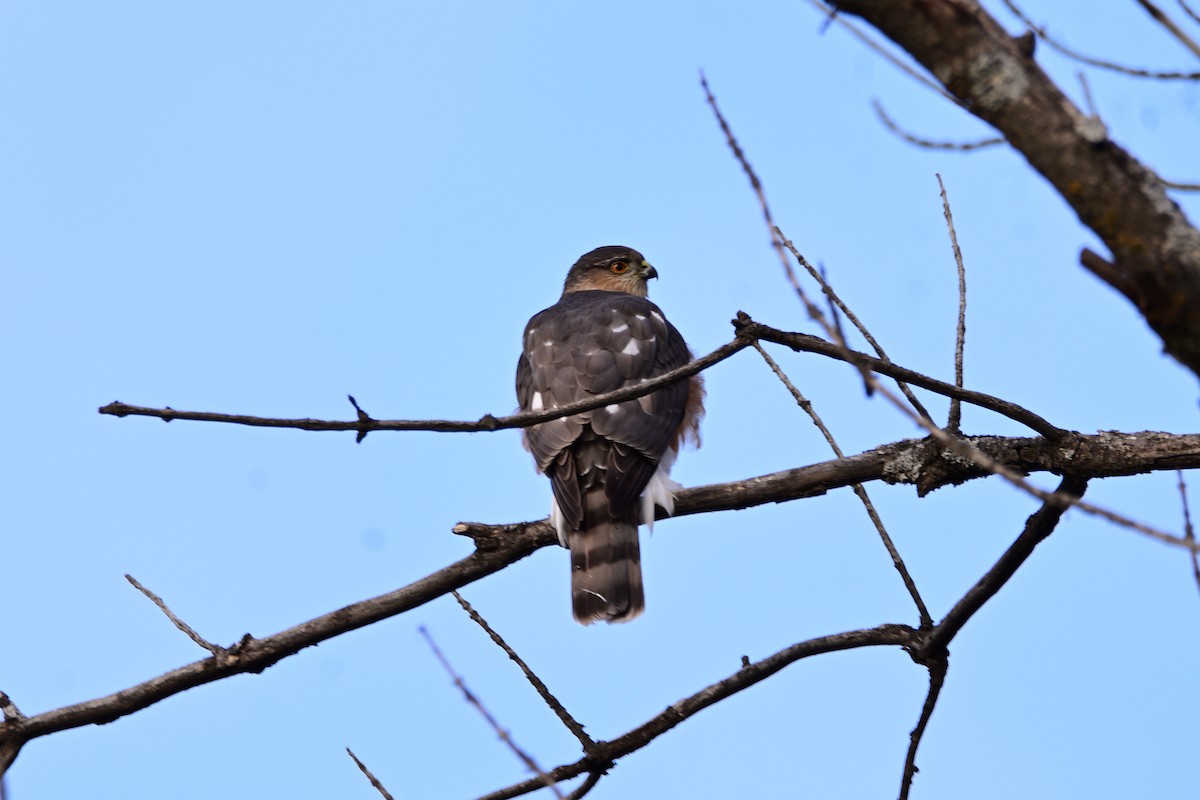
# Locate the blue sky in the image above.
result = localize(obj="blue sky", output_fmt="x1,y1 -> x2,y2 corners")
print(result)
3,2 -> 1198,798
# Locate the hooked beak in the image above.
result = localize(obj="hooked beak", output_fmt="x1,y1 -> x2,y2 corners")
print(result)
641,261 -> 658,280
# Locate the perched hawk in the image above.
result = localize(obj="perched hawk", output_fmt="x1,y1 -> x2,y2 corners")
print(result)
516,246 -> 704,624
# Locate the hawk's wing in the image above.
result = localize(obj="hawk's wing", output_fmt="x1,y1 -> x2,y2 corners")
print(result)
516,290 -> 692,528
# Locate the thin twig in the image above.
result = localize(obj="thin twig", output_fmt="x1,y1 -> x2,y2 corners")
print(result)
1077,72 -> 1100,119
937,174 -> 968,434
99,335 -> 752,437
1133,0 -> 1200,59
0,695 -> 22,724
921,475 -> 1090,657
739,317 -> 1190,554
874,100 -> 1004,151
753,342 -> 932,627
701,73 -> 935,424
105,314 -> 1065,443
1163,178 -> 1200,190
819,263 -> 847,345
773,231 -> 935,423
1181,0 -> 1200,26
735,318 -> 1066,439
125,574 -> 221,654
346,748 -> 396,800
452,592 -> 598,754
473,624 -> 922,800
898,656 -> 947,800
419,626 -> 564,799
562,772 -> 602,800
804,0 -> 964,105
1178,471 -> 1200,595
1000,0 -> 1200,79
699,73 -> 792,281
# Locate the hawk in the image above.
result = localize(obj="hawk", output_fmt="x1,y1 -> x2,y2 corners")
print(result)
516,246 -> 704,624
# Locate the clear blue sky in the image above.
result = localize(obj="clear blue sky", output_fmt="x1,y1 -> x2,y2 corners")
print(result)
3,2 -> 1198,798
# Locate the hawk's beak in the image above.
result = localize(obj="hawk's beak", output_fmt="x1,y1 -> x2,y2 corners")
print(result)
641,261 -> 658,280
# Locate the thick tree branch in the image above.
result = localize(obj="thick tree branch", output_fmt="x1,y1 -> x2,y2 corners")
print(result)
829,0 -> 1200,379
4,430 -> 1196,776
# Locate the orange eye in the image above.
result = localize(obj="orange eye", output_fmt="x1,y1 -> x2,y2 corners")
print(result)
610,261 -> 630,274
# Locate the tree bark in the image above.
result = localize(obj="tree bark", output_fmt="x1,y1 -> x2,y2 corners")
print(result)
831,0 -> 1200,378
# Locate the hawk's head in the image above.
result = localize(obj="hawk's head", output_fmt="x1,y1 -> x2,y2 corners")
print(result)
561,245 -> 658,298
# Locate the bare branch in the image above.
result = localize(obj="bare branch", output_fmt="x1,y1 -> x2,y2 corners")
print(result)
1163,178 -> 1200,191
561,772 -> 602,800
742,316 -> 1194,552
874,100 -> 1004,151
775,231 -> 939,423
812,0 -> 1200,378
102,303 -> 1071,444
125,574 -> 221,654
736,316 -> 1065,440
1000,0 -> 1200,78
1132,0 -> 1200,60
420,626 -> 563,798
5,430 -> 1198,776
1182,0 -> 1200,26
346,748 -> 395,800
1076,71 -> 1101,120
98,334 -> 752,436
936,174 -> 968,434
753,342 -> 932,626
921,475 -> 1090,657
474,625 -> 922,800
700,73 -> 794,288
804,0 -> 963,104
452,592 -> 597,754
1179,471 -> 1200,595
898,655 -> 947,800
701,75 -> 940,425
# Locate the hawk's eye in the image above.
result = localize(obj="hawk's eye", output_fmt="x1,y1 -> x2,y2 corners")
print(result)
610,261 -> 630,274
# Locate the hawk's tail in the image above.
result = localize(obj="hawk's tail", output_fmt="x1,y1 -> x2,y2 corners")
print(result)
569,491 -> 644,624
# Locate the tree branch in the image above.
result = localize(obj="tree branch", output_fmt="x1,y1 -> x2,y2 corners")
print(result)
97,334 -> 753,437
1131,0 -> 1200,60
753,341 -> 932,626
937,174 -> 969,434
453,592 -> 597,754
736,316 -> 1066,439
4,430 -> 1196,776
473,624 -> 922,800
346,748 -> 396,800
420,626 -> 564,798
829,0 -> 1200,379
874,99 -> 1004,151
898,654 -> 947,800
999,0 -> 1200,78
920,474 -> 1090,658
99,313 -> 1065,441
